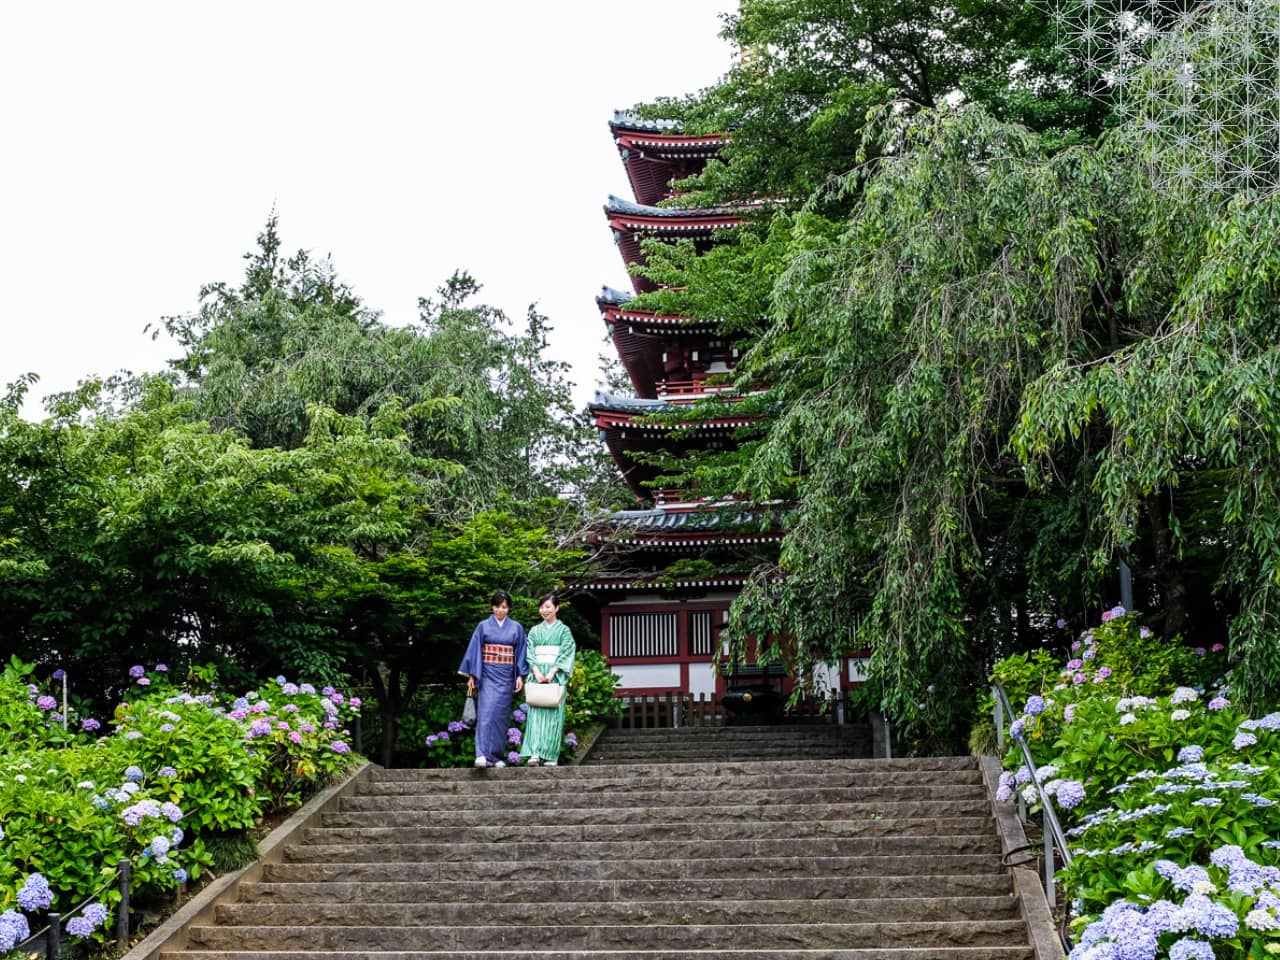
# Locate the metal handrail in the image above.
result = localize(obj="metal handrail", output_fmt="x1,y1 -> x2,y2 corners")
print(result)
992,680 -> 1073,909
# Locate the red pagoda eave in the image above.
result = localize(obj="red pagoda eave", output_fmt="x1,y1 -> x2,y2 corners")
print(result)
621,531 -> 784,548
574,573 -> 750,591
601,305 -> 716,334
608,211 -> 741,234
592,410 -> 754,431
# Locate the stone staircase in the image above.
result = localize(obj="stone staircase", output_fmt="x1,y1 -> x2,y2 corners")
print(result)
584,723 -> 873,764
162,747 -> 1042,960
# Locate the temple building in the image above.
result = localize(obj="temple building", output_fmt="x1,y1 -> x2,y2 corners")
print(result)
578,112 -> 866,709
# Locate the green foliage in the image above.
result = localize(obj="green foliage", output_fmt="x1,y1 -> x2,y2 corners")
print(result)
0,658 -> 362,943
564,650 -> 623,731
992,612 -> 1280,956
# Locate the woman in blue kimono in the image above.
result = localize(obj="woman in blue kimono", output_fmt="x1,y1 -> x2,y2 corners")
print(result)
458,590 -> 528,768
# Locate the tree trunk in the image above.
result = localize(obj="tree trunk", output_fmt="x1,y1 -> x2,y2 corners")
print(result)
367,665 -> 401,769
1146,491 -> 1188,637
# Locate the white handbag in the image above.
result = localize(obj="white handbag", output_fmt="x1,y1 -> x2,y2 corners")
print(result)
525,682 -> 566,709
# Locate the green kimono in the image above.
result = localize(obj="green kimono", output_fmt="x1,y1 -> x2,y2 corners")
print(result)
520,619 -> 575,763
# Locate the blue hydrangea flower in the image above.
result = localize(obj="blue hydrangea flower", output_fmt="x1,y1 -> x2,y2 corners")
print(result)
128,665 -> 145,678
1024,695 -> 1045,716
17,872 -> 53,911
0,909 -> 31,950
172,867 -> 188,884
66,916 -> 96,937
1056,780 -> 1086,810
1168,938 -> 1214,960
124,765 -> 144,782
1176,745 -> 1204,763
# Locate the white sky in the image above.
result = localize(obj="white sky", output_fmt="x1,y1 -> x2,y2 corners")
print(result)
0,2 -> 735,420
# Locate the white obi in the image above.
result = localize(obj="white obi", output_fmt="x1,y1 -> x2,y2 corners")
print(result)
532,644 -> 560,663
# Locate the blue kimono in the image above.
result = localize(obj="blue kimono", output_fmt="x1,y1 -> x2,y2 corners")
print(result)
458,615 -> 528,764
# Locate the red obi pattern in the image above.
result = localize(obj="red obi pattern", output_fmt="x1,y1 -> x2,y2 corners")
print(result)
481,643 -> 514,665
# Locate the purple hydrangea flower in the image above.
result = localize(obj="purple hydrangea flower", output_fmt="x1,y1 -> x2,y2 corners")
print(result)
157,766 -> 177,778
1073,672 -> 1087,685
1056,780 -> 1086,809
155,663 -> 168,672
1235,732 -> 1259,749
425,734 -> 438,746
438,731 -> 450,742
1056,618 -> 1067,629
1095,666 -> 1112,680
66,916 -> 96,937
1024,696 -> 1045,717
331,693 -> 345,705
1140,626 -> 1152,638
1064,704 -> 1076,724
0,909 -> 30,948
1208,696 -> 1229,711
349,697 -> 362,709
83,903 -> 108,927
322,685 -> 336,696
331,740 -> 350,754
52,669 -> 66,681
1168,938 -> 1214,960
136,677 -> 151,686
1009,718 -> 1027,740
81,717 -> 101,732
299,683 -> 316,695
36,695 -> 56,711
17,872 -> 53,911
162,801 -> 183,822
150,835 -> 171,857
564,732 -> 578,747
288,731 -> 302,744
129,665 -> 145,678
1066,658 -> 1084,671
507,727 -> 522,745
1211,643 -> 1225,653
506,751 -> 521,765
282,682 -> 299,695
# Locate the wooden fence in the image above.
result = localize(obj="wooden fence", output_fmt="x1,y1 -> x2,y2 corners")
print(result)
612,691 -> 855,729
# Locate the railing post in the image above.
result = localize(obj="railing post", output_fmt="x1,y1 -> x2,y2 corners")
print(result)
1044,825 -> 1057,909
883,712 -> 892,759
353,714 -> 363,755
48,913 -> 60,960
117,859 -> 131,947
994,688 -> 1004,752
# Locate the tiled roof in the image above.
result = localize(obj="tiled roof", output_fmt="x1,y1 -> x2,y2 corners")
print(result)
597,285 -> 635,306
605,195 -> 738,219
610,111 -> 683,133
608,507 -> 773,532
589,391 -> 671,415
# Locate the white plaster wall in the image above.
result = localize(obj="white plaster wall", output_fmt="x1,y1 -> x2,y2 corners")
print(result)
614,663 -> 682,690
687,662 -> 717,698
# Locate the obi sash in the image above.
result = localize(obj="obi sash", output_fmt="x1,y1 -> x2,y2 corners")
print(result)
482,643 -> 514,665
532,645 -> 561,663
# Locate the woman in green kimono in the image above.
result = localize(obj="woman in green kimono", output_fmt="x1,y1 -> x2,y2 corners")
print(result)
521,593 -> 576,765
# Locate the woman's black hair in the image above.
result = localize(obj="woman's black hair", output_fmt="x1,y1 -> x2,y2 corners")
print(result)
537,592 -> 559,606
489,589 -> 512,607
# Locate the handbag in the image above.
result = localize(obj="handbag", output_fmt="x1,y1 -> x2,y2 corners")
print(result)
525,682 -> 566,709
461,695 -> 477,725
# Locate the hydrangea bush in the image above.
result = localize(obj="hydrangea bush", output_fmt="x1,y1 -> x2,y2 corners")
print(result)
0,660 -> 362,953
991,610 -> 1280,958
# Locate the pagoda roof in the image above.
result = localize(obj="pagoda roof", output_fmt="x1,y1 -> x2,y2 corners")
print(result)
590,391 -> 752,436
606,195 -> 738,219
597,285 -> 634,306
604,507 -> 783,549
606,197 -> 742,294
580,573 -> 750,592
610,111 -> 684,134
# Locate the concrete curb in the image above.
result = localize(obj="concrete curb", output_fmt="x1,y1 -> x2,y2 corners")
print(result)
119,760 -> 373,960
979,754 -> 1065,960
568,721 -> 607,765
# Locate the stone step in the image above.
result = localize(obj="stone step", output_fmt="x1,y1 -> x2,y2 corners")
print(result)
317,813 -> 991,837
339,787 -> 989,812
583,752 -> 870,768
366,757 -> 973,780
214,895 -> 1021,928
283,834 -> 1001,864
263,853 -> 1005,883
358,768 -> 980,794
185,919 -> 1031,950
170,949 -> 1035,960
239,873 -> 1015,905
